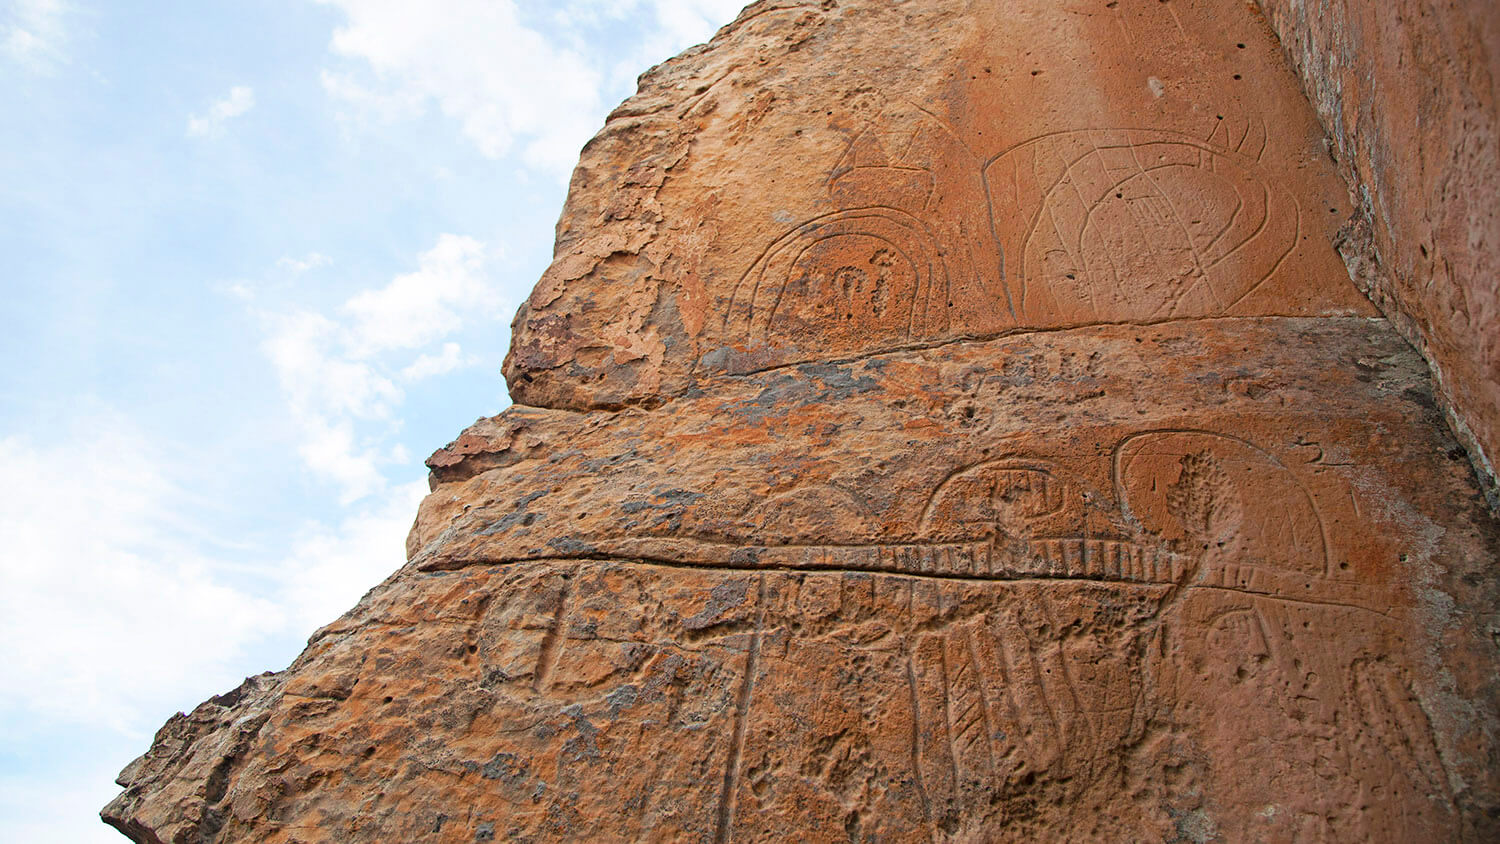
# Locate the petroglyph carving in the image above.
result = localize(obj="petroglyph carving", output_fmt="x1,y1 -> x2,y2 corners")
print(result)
1167,591 -> 1459,838
726,207 -> 949,354
1165,450 -> 1245,548
1115,429 -> 1330,578
985,125 -> 1298,324
1347,658 -> 1453,805
778,539 -> 1188,584
922,459 -> 1070,538
107,1 -> 1500,837
589,428 -> 1387,614
712,116 -> 1309,377
894,590 -> 1154,833
714,105 -> 1008,372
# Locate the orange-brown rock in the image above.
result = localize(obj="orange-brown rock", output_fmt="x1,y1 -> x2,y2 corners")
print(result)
105,1 -> 1500,841
1256,0 -> 1500,505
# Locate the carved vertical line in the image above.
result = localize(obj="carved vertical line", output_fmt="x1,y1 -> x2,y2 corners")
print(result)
904,646 -> 936,838
533,572 -> 572,693
939,641 -> 962,794
964,627 -> 998,779
714,574 -> 766,844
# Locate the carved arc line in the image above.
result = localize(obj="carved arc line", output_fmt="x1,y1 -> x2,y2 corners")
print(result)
1036,159 -> 1252,310
724,206 -> 943,333
1110,427 -> 1333,578
713,572 -> 766,844
1198,177 -> 1248,263
938,641 -> 962,800
533,571 -> 573,693
1204,178 -> 1277,271
756,229 -> 919,338
983,127 -> 1279,171
1002,138 -> 1243,259
732,208 -> 946,341
918,457 -> 1067,532
963,628 -> 999,778
722,207 -> 866,332
1121,140 -> 1226,309
904,645 -> 937,839
980,156 -> 1012,304
1224,194 -> 1301,311
750,220 -> 890,333
983,130 -> 1284,295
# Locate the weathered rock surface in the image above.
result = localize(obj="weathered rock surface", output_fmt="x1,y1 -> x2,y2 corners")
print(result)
1256,0 -> 1500,505
106,0 -> 1500,841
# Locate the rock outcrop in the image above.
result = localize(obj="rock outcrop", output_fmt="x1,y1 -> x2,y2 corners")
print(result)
105,1 -> 1500,841
1256,0 -> 1500,506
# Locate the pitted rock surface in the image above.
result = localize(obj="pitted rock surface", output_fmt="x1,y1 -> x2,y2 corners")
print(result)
1256,0 -> 1500,502
105,1 -> 1500,841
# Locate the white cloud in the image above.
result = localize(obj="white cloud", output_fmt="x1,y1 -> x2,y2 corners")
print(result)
343,233 -> 497,355
187,85 -> 256,139
277,479 -> 427,632
0,425 -> 285,733
261,310 -> 400,503
316,0 -> 604,174
319,66 -> 425,124
0,418 -> 430,740
401,341 -> 473,380
277,252 -> 332,273
294,416 -> 392,503
1,0 -> 69,74
313,1 -> 747,173
643,0 -> 743,50
263,309 -> 402,421
258,234 -> 502,501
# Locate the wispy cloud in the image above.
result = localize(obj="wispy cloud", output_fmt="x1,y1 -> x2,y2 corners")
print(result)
342,234 -> 499,355
641,0 -> 743,53
0,416 -> 430,736
401,341 -> 474,380
187,85 -> 256,138
315,0 -> 604,175
0,422 -> 284,732
258,234 -> 503,502
276,479 -> 427,633
315,0 -> 744,175
1,0 -> 69,74
277,252 -> 332,274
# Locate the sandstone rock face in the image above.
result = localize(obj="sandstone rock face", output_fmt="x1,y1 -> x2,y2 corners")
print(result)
1255,0 -> 1500,503
106,1 -> 1500,841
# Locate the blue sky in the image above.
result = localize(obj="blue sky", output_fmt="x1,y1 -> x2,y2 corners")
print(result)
0,1 -> 744,839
